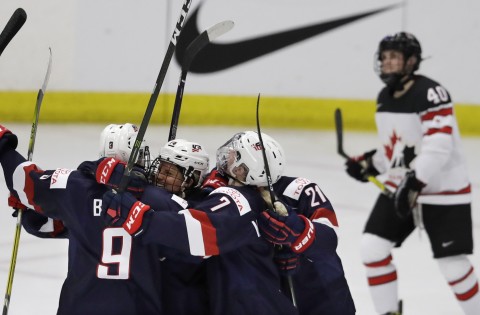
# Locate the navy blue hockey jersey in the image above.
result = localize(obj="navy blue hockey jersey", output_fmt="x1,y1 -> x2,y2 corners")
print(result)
140,185 -> 299,315
273,176 -> 356,315
1,149 -> 167,315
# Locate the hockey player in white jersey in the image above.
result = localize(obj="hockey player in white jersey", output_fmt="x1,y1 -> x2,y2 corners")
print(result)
345,32 -> 480,314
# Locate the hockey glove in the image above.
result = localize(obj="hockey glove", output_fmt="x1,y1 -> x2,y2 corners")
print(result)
95,157 -> 147,196
394,170 -> 425,219
258,201 -> 316,253
201,168 -> 228,193
274,247 -> 301,276
102,190 -> 152,236
0,125 -> 18,156
8,194 -> 27,217
345,149 -> 379,182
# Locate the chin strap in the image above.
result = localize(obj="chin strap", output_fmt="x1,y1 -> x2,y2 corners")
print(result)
384,74 -> 415,94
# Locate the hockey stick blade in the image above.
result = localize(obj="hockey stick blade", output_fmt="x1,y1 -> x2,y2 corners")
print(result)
119,0 -> 193,192
168,20 -> 234,141
3,47 -> 51,315
28,47 -> 52,160
0,8 -> 27,57
181,20 -> 234,71
334,108 -> 349,159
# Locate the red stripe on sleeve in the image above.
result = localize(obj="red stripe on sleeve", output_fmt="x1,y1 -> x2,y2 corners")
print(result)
310,207 -> 339,227
189,209 -> 219,256
424,126 -> 452,136
421,107 -> 453,121
23,164 -> 44,214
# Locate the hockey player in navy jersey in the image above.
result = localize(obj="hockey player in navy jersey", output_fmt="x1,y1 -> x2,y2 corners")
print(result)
345,32 -> 480,314
9,123 -> 148,239
101,137 -> 299,315
212,131 -> 355,315
0,124 -> 173,315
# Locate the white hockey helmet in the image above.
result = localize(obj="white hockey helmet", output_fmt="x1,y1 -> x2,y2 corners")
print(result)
150,139 -> 210,189
216,131 -> 286,186
99,123 -> 149,167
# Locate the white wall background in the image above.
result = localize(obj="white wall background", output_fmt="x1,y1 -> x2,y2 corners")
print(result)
1,0 -> 479,104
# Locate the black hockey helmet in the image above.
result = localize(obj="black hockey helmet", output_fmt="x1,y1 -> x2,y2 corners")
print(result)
377,32 -> 422,71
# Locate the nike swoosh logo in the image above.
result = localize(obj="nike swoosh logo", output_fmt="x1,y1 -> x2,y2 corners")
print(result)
175,4 -> 399,73
442,241 -> 454,248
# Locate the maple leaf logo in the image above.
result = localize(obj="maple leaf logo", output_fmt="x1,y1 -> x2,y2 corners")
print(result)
384,130 -> 401,161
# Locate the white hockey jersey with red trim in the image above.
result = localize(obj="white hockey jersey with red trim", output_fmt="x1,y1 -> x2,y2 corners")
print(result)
372,75 -> 471,205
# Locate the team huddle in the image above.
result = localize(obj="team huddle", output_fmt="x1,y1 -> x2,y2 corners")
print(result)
1,31 -> 480,315
0,124 -> 355,315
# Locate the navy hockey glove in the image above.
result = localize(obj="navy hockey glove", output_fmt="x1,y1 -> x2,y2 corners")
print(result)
0,125 -> 18,156
394,171 -> 425,219
102,190 -> 152,236
274,247 -> 301,276
259,201 -> 316,253
201,168 -> 228,193
95,157 -> 147,196
345,149 -> 379,182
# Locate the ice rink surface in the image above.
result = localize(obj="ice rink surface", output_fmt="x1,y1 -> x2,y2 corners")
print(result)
0,124 -> 479,315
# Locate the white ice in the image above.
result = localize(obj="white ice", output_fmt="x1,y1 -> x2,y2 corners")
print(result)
0,124 -> 479,315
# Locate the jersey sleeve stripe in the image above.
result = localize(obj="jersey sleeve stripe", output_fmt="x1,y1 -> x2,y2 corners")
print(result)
181,209 -> 219,256
13,162 -> 44,213
189,209 -> 219,256
424,126 -> 453,136
310,207 -> 339,227
420,106 -> 453,121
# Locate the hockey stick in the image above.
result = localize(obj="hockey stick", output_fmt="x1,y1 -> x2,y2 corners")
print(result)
168,20 -> 234,141
0,8 -> 27,57
334,108 -> 393,197
256,94 -> 297,308
118,0 -> 193,191
2,48 -> 52,315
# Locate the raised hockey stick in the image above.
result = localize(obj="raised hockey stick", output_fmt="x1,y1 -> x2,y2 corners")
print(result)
3,48 -> 52,315
0,8 -> 27,57
168,20 -> 234,141
256,94 -> 297,308
334,108 -> 393,197
118,0 -> 193,192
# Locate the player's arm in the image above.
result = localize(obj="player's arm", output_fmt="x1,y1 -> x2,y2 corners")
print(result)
102,186 -> 261,257
264,178 -> 340,257
8,193 -> 68,238
0,132 -> 83,221
412,88 -> 454,185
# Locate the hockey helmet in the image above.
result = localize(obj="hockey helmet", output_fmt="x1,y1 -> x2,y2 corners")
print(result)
149,139 -> 210,191
99,123 -> 150,167
216,131 -> 286,186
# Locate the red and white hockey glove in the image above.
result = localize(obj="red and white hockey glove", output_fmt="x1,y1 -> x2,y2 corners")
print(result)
274,247 -> 301,276
96,157 -> 147,196
201,169 -> 228,192
102,190 -> 152,237
0,125 -> 18,156
258,201 -> 316,253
